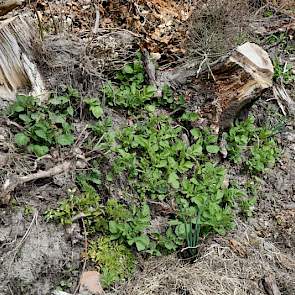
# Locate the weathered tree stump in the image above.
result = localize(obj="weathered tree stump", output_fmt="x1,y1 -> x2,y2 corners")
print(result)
198,42 -> 274,130
0,15 -> 47,108
157,42 -> 274,131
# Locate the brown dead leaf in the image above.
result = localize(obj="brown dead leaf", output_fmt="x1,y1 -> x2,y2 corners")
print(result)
228,239 -> 248,257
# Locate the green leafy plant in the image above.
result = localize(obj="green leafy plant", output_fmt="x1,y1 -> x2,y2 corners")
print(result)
8,91 -> 77,156
106,199 -> 151,251
184,207 -> 201,256
273,58 -> 295,84
102,54 -> 185,111
40,65 -> 281,288
240,197 -> 256,218
247,139 -> 279,173
225,116 -> 280,173
84,98 -> 103,119
88,237 -> 135,287
45,190 -> 106,234
160,84 -> 185,109
102,53 -> 156,109
107,115 -> 241,254
266,33 -> 294,54
46,114 -> 240,260
263,9 -> 273,17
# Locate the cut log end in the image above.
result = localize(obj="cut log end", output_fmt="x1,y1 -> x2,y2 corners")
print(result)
199,42 -> 274,130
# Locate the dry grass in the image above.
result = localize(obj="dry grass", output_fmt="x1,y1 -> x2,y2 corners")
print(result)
266,0 -> 295,10
108,220 -> 295,295
40,31 -> 137,96
187,0 -> 256,60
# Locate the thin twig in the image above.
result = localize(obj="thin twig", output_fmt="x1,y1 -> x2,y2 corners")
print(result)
93,4 -> 100,34
74,124 -> 89,147
4,119 -> 24,130
71,212 -> 87,222
196,55 -> 208,77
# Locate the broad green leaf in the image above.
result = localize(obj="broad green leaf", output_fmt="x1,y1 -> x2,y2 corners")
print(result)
13,105 -> 24,112
109,221 -> 118,234
15,133 -> 30,146
49,113 -> 66,124
181,112 -> 199,121
35,129 -> 48,140
31,113 -> 42,121
28,144 -> 49,157
49,96 -> 69,105
145,85 -> 156,96
123,64 -> 134,74
66,106 -> 74,116
19,114 -> 31,124
190,143 -> 202,156
183,161 -> 193,169
134,236 -> 150,251
175,223 -> 187,238
206,145 -> 220,154
164,240 -> 177,251
67,87 -> 79,98
56,134 -> 74,145
191,128 -> 202,139
145,104 -> 156,113
141,203 -> 150,217
90,105 -> 103,119
130,82 -> 137,95
168,172 -> 180,189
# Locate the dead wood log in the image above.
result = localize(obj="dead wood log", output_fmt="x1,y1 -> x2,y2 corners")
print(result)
0,0 -> 23,16
159,42 -> 274,130
0,15 -> 47,108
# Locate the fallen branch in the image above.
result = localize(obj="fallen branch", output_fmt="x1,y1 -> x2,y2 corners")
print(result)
1,160 -> 74,204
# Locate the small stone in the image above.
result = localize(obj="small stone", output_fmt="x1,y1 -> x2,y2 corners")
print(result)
79,271 -> 104,295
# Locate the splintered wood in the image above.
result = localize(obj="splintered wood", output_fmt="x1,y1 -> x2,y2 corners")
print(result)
0,15 -> 47,107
